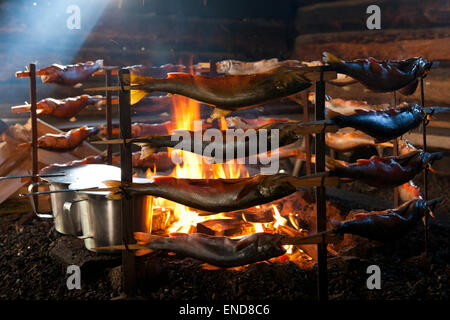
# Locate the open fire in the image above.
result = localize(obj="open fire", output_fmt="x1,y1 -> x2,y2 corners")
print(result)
141,92 -> 317,269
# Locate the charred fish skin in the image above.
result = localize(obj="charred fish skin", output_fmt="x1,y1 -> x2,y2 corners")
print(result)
124,173 -> 297,214
334,199 -> 440,241
135,66 -> 312,110
332,104 -> 425,142
328,151 -> 443,188
323,53 -> 432,93
39,60 -> 103,86
147,233 -> 286,268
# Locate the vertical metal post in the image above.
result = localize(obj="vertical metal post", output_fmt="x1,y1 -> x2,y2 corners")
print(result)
106,69 -> 113,165
118,69 -> 136,297
392,91 -> 399,207
421,77 -> 429,257
303,90 -> 312,195
29,64 -> 38,211
315,69 -> 328,301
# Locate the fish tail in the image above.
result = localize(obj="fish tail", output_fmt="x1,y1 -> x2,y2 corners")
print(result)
101,180 -> 126,200
325,155 -> 346,170
210,108 -> 233,121
127,73 -> 155,105
322,52 -> 342,66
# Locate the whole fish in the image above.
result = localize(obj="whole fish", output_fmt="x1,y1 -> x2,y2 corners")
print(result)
125,64 -> 188,78
323,52 -> 432,95
94,121 -> 338,160
332,198 -> 442,241
115,232 -> 287,268
40,154 -> 107,173
101,173 -> 338,214
11,95 -> 103,119
129,151 -> 181,171
124,66 -> 312,119
37,126 -> 99,151
328,104 -> 427,142
216,58 -> 301,75
325,150 -> 443,188
35,60 -> 103,86
326,130 -> 393,152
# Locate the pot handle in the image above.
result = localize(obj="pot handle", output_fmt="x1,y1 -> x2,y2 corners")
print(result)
28,182 -> 53,219
63,200 -> 93,240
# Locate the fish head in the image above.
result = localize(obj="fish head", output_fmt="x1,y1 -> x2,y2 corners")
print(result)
254,233 -> 287,258
415,198 -> 444,220
415,57 -> 433,77
37,65 -> 63,83
215,60 -> 232,74
409,104 -> 426,123
258,174 -> 297,199
419,151 -> 444,170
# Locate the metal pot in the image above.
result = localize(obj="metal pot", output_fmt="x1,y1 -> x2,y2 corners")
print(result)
29,164 -> 121,236
69,177 -> 153,252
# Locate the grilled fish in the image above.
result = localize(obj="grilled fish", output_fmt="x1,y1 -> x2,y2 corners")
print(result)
11,95 -> 103,118
36,60 -> 103,86
37,126 -> 99,151
326,151 -> 442,188
329,104 -> 427,142
333,198 -> 442,241
323,53 -> 432,95
216,58 -> 301,75
102,173 -> 338,214
126,66 -> 312,119
326,130 -> 393,152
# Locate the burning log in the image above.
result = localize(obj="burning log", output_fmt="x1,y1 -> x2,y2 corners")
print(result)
100,173 -> 339,214
323,52 -> 432,95
10,95 -> 103,119
196,219 -> 254,237
326,150 -> 443,188
16,60 -> 104,86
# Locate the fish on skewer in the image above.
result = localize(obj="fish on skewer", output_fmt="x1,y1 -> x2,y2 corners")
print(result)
100,173 -> 339,214
104,66 -> 312,119
37,125 -> 100,151
30,60 -> 104,86
93,121 -> 339,160
216,58 -> 302,75
40,153 -> 107,173
325,130 -> 393,152
11,95 -> 103,118
326,104 -> 428,142
94,198 -> 442,262
325,150 -> 443,188
225,116 -> 292,129
331,198 -> 442,241
323,53 -> 432,95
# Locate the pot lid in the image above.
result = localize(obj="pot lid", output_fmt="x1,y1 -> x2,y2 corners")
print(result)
69,176 -> 153,196
40,164 -> 121,185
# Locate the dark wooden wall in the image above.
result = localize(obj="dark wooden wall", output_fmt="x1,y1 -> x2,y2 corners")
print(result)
292,0 -> 450,107
0,0 -> 298,118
